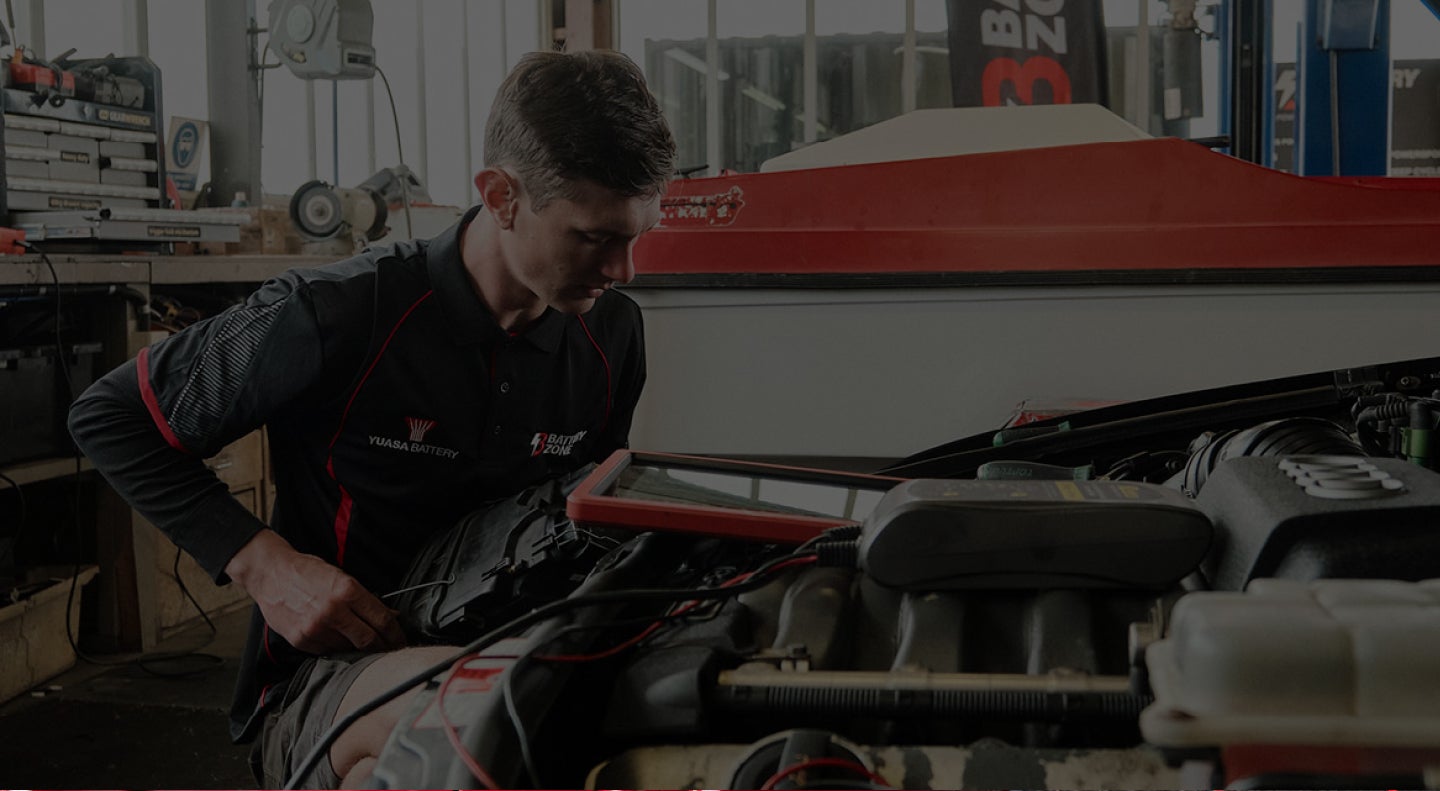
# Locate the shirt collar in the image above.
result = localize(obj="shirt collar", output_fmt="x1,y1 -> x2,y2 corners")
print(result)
426,205 -> 566,353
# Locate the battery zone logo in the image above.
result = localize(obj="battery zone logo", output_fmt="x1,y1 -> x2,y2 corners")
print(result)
531,429 -> 587,457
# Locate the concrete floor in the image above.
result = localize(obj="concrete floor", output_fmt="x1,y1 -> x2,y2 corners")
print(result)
0,606 -> 256,789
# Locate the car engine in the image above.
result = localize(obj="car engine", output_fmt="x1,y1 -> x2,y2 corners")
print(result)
353,356 -> 1440,790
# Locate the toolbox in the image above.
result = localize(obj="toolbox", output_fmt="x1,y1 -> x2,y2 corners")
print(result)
1,53 -> 240,248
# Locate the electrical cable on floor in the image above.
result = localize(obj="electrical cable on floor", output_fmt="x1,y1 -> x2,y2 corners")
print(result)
26,240 -> 223,677
284,548 -> 820,789
0,471 -> 27,573
136,547 -> 224,678
373,63 -> 414,238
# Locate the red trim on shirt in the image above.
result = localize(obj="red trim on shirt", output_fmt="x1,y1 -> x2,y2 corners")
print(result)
577,315 -> 612,431
325,289 -> 435,566
262,624 -> 276,663
327,290 -> 435,448
333,483 -> 355,567
255,683 -> 274,714
136,346 -> 189,452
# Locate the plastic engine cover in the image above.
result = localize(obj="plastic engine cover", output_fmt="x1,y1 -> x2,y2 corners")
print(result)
1196,456 -> 1440,591
858,478 -> 1212,589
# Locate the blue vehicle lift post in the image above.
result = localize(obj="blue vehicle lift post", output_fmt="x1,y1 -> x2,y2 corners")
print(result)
1296,0 -> 1391,175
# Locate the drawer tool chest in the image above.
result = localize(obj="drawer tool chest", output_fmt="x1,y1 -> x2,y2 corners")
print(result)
2,53 -> 242,249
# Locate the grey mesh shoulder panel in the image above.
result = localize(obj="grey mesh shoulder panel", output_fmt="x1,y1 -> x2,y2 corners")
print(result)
169,299 -> 287,445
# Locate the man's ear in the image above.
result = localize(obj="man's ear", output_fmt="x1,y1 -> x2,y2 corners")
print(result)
476,168 -> 519,230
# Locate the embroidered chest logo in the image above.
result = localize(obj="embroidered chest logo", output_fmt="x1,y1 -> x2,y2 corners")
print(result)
406,417 -> 436,442
530,429 -> 587,457
368,417 -> 460,460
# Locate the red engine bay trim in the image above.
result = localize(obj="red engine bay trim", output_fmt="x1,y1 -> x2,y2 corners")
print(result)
567,449 -> 902,545
1221,744 -> 1440,786
634,138 -> 1440,276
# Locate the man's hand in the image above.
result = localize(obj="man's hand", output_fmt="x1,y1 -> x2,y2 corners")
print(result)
224,529 -> 407,655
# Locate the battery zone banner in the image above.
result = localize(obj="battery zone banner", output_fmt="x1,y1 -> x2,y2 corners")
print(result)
946,0 -> 1108,107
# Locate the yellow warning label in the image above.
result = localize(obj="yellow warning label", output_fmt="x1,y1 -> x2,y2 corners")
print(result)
1118,485 -> 1140,499
1055,481 -> 1085,501
98,109 -> 153,128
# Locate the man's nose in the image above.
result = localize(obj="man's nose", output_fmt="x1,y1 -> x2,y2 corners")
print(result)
600,240 -> 637,285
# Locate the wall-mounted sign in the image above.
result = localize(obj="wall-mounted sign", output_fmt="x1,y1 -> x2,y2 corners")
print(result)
166,117 -> 208,192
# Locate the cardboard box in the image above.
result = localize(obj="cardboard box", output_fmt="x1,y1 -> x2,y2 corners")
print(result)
200,206 -> 305,256
0,565 -> 99,704
204,430 -> 265,490
150,430 -> 265,639
147,516 -> 253,641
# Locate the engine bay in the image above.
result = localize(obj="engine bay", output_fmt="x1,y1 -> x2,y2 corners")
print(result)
351,355 -> 1440,790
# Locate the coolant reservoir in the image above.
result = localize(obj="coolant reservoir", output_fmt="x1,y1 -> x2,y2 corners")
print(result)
1142,577 -> 1440,747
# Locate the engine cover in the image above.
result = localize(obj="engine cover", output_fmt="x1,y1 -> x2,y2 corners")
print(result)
1197,456 -> 1440,591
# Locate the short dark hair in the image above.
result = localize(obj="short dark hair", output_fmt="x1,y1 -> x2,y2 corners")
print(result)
484,50 -> 677,210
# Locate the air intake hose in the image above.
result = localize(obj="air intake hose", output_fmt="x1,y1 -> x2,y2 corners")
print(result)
1181,417 -> 1363,496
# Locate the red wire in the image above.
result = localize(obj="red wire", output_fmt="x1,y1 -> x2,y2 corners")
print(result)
424,555 -> 822,784
536,555 -> 818,663
760,756 -> 891,790
435,653 -> 501,790
535,620 -> 662,663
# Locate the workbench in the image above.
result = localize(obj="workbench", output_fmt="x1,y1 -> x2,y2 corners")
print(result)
1,254 -> 330,651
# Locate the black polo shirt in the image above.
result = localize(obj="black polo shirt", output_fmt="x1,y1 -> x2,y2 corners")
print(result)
68,206 -> 646,741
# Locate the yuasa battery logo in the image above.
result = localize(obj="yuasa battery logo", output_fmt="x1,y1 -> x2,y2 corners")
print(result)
405,417 -> 436,442
368,417 -> 458,460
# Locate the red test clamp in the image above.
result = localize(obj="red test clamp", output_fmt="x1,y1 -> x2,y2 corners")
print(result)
0,227 -> 29,255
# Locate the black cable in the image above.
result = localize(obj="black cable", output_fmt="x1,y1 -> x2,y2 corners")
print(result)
32,244 -> 106,660
494,599 -> 732,788
284,548 -> 818,789
797,523 -> 863,554
32,243 -> 131,669
0,471 -> 27,570
373,63 -> 414,238
136,547 -> 224,679
255,46 -> 268,205
29,242 -> 220,676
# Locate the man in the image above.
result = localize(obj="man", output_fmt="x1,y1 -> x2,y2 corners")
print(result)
69,50 -> 676,788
